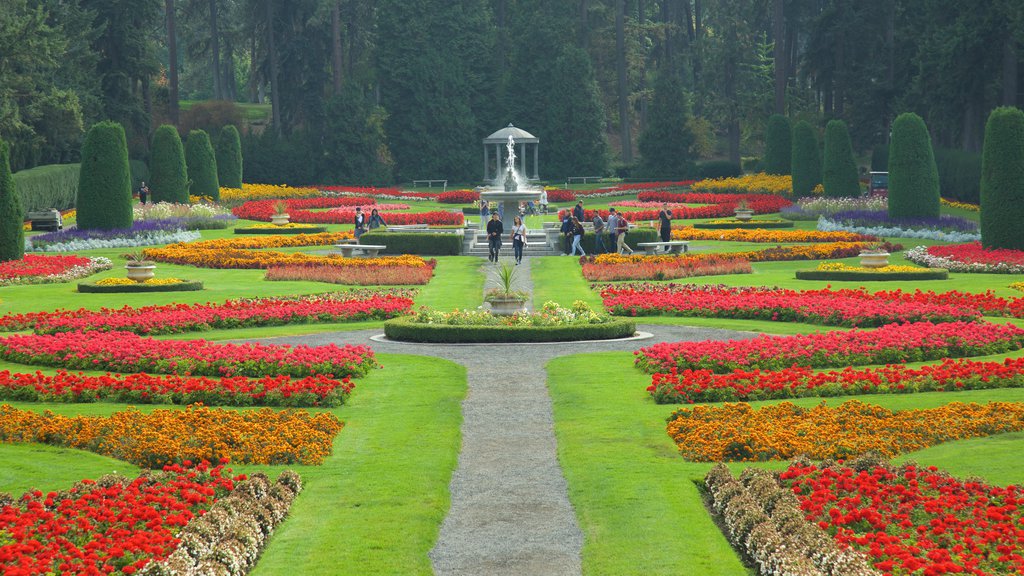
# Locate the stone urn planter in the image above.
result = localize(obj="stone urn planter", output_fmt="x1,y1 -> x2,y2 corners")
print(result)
487,296 -> 527,316
485,262 -> 529,316
733,208 -> 755,222
125,264 -> 157,282
270,213 -> 291,225
859,251 -> 891,268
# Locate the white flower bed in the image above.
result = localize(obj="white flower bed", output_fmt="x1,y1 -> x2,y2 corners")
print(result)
26,230 -> 201,252
0,257 -> 112,287
817,217 -> 981,243
904,245 -> 1024,274
135,201 -> 233,219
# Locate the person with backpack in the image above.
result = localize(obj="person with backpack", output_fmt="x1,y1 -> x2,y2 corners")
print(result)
569,216 -> 587,256
560,212 -> 574,255
616,213 -> 633,254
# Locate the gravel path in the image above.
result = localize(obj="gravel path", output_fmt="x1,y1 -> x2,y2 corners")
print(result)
242,270 -> 756,576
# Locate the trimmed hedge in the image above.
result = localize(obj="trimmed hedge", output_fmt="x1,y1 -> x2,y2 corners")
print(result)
149,125 -> 189,203
384,316 -> 637,343
888,112 -> 940,219
693,220 -> 794,229
764,114 -> 792,175
935,147 -> 982,204
360,231 -> 464,255
822,120 -> 859,198
981,106 -> 1024,250
76,121 -> 133,231
216,125 -> 243,188
234,226 -> 328,235
11,163 -> 79,212
185,129 -> 220,201
0,139 -> 25,262
560,227 -> 659,253
791,120 -> 821,198
795,269 -> 948,281
698,160 -> 743,179
77,280 -> 204,293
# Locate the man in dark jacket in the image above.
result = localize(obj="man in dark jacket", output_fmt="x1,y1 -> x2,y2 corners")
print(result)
572,201 -> 585,222
560,213 -> 574,255
486,212 -> 504,262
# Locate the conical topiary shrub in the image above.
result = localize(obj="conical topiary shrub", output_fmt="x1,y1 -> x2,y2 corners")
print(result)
76,121 -> 133,230
216,125 -> 243,189
791,120 -> 822,198
888,112 -> 940,219
185,129 -> 219,202
0,139 -> 25,262
149,125 -> 189,204
981,106 -> 1024,250
822,119 -> 860,198
764,114 -> 792,176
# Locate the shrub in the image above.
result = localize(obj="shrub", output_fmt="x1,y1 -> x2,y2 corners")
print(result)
795,269 -> 948,281
0,140 -> 24,262
934,147 -> 982,204
698,160 -> 743,179
560,227 -> 659,254
383,316 -> 636,343
10,164 -> 79,212
790,120 -> 821,198
871,144 -> 889,171
216,125 -> 243,188
888,112 -> 940,219
185,129 -> 219,201
179,100 -> 243,136
149,125 -> 189,204
763,114 -> 792,175
822,120 -> 860,198
359,231 -> 464,255
742,157 -> 762,172
76,121 -> 133,230
77,280 -> 204,293
981,106 -> 1024,250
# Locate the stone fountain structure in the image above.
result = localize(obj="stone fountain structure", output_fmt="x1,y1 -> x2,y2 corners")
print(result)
479,124 -> 542,231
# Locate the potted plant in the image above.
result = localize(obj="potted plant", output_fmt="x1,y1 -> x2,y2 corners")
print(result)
484,261 -> 529,315
733,199 -> 754,221
858,243 -> 891,268
270,200 -> 290,225
123,250 -> 157,282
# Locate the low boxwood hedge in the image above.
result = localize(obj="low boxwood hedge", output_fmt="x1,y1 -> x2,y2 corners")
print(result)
360,231 -> 464,255
78,280 -> 204,293
795,269 -> 949,281
383,316 -> 636,343
559,227 -> 659,253
693,220 -> 794,229
233,226 -> 328,234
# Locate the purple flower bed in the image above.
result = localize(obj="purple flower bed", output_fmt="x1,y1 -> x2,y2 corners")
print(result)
31,219 -> 189,244
830,210 -> 977,233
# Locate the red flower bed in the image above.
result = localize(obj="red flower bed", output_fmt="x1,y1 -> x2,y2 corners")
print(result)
437,190 -> 480,203
0,331 -> 378,378
0,370 -> 353,407
545,189 -> 576,202
0,293 -> 413,335
606,180 -> 696,192
286,196 -> 377,208
782,460 -> 1024,576
0,462 -> 238,576
0,254 -> 92,280
266,262 -> 436,285
581,254 -> 752,282
635,321 -> 1024,373
648,356 -> 1024,404
232,199 -> 464,226
558,193 -> 790,222
319,185 -> 436,199
601,284 -> 981,327
928,242 -> 1024,267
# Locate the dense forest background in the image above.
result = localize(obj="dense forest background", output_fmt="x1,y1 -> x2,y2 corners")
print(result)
2,0 -> 1023,184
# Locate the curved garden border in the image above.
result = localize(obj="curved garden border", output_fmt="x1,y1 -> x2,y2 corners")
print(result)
77,280 -> 204,293
795,269 -> 948,281
234,225 -> 328,234
382,316 -> 637,343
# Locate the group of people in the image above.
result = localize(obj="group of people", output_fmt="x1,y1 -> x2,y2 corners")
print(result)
352,206 -> 388,240
485,212 -> 528,264
559,200 -> 673,256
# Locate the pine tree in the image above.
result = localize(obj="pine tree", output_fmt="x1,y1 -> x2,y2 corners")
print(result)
637,72 -> 696,179
888,113 -> 940,219
791,121 -> 822,198
149,125 -> 189,203
980,106 -> 1024,250
822,120 -> 860,198
764,114 -> 792,175
0,139 -> 25,262
76,121 -> 133,230
185,130 -> 219,201
216,125 -> 243,189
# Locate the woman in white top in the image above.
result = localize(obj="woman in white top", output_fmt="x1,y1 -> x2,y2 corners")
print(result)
510,216 -> 528,265
539,190 -> 549,214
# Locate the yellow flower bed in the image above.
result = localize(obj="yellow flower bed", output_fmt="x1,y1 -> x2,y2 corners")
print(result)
691,173 -> 792,196
95,277 -> 187,286
671,226 -> 868,243
941,198 -> 980,212
1010,282 -> 1024,293
703,219 -> 790,225
816,262 -> 931,273
219,183 -> 321,202
243,223 -> 322,229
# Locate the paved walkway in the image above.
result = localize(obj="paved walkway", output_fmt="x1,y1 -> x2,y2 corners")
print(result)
244,258 -> 756,575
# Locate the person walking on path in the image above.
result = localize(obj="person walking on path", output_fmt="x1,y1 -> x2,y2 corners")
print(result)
658,203 -> 673,251
591,212 -> 606,254
607,208 -> 619,253
354,207 -> 367,240
487,212 -> 504,263
539,189 -> 548,214
510,216 -> 527,265
368,208 -> 387,230
138,181 -> 149,204
569,217 -> 587,256
616,213 -> 634,254
479,199 -> 489,223
560,213 -> 574,255
572,200 -> 585,222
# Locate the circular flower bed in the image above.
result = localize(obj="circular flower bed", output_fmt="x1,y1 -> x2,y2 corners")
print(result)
233,223 -> 328,234
78,277 -> 204,293
692,219 -> 794,229
795,262 -> 948,281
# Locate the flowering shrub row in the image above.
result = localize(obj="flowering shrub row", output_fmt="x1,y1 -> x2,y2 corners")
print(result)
941,197 -> 981,211
0,403 -> 342,467
134,201 -> 234,220
581,253 -> 752,281
905,242 -> 1024,274
780,195 -> 888,221
0,255 -> 111,286
561,194 -> 791,222
0,370 -> 354,407
666,399 -> 1024,461
0,330 -> 379,378
671,225 -> 874,243
143,232 -> 369,269
218,183 -> 320,202
691,173 -> 793,196
818,217 -> 980,243
410,301 -> 613,327
232,199 -> 463,225
635,321 -> 1024,373
266,261 -> 436,285
436,189 -> 480,203
0,462 -> 239,576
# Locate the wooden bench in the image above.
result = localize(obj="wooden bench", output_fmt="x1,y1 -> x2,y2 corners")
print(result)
27,209 -> 63,231
565,176 -> 603,185
412,179 -> 447,191
334,243 -> 387,257
387,224 -> 429,231
637,241 -> 689,255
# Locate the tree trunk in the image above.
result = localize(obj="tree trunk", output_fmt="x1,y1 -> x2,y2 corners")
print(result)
209,0 -> 222,100
1003,37 -> 1019,106
248,32 -> 259,103
773,0 -> 785,113
579,0 -> 589,49
166,0 -> 179,125
661,0 -> 671,66
693,0 -> 704,114
331,1 -> 343,95
265,0 -> 281,134
616,0 -> 632,163
223,38 -> 236,101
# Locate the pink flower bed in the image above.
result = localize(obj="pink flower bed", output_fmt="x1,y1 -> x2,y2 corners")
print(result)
232,199 -> 463,225
558,193 -> 791,222
327,203 -> 409,212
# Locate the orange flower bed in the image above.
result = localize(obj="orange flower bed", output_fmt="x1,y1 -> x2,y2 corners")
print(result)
0,403 -> 342,467
666,400 -> 1024,462
671,226 -> 873,243
592,241 -> 899,265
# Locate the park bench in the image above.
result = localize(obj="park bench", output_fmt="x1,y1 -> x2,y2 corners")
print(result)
387,224 -> 429,231
412,179 -> 447,192
636,241 -> 689,255
27,209 -> 63,231
565,176 -> 603,185
334,243 -> 387,257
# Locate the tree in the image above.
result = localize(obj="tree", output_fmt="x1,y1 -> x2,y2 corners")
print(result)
317,86 -> 394,186
980,106 -> 1024,250
887,112 -> 940,219
76,121 -> 133,230
0,139 -> 24,262
185,129 -> 219,200
166,0 -> 180,125
216,125 -> 243,188
637,72 -> 696,179
791,120 -> 821,198
542,46 -> 608,178
149,125 -> 189,203
822,119 -> 859,198
764,114 -> 792,175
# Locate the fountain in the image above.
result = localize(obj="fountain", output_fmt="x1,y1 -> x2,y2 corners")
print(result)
480,132 -> 542,230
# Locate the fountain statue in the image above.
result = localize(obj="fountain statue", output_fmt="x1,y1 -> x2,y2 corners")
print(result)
480,131 -> 542,230
503,135 -> 518,192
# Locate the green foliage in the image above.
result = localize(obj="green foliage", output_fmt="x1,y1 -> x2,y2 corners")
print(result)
149,125 -> 189,203
888,113 -> 940,219
216,125 -> 243,188
185,130 -> 219,201
795,269 -> 949,281
638,74 -> 697,179
180,101 -> 243,137
11,163 -> 79,212
791,120 -> 822,198
317,88 -> 394,186
560,228 -> 659,253
981,106 -> 1024,250
871,145 -> 889,171
698,160 -> 743,179
360,232 -> 463,255
76,121 -> 133,230
77,280 -> 204,293
0,140 -> 25,262
129,159 -> 149,193
383,316 -> 636,343
822,120 -> 860,198
763,115 -> 792,175
934,147 -> 982,204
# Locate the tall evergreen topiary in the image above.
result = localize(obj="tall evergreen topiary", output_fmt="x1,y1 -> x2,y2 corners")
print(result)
0,139 -> 25,262
980,106 -> 1024,250
822,120 -> 860,198
185,130 -> 219,201
791,121 -> 822,198
763,114 -> 792,175
216,125 -> 243,188
888,112 -> 940,219
76,121 -> 133,230
149,125 -> 189,204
